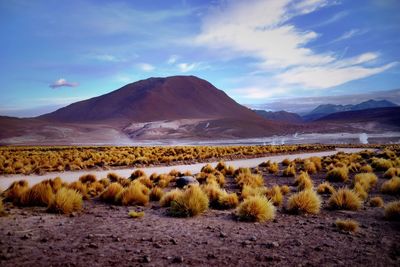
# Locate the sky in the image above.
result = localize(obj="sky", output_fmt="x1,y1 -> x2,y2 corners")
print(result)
1,0 -> 400,117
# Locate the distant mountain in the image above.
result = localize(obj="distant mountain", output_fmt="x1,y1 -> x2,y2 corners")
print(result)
254,110 -> 303,124
304,99 -> 398,121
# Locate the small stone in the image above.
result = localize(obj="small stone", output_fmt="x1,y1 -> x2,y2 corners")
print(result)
249,236 -> 257,241
172,256 -> 184,263
153,243 -> 162,249
242,240 -> 251,246
21,234 -> 29,240
143,255 -> 151,263
219,232 -> 227,238
86,234 -> 94,239
88,243 -> 98,249
40,238 -> 48,243
114,237 -> 121,242
263,241 -> 279,248
170,238 -> 178,245
314,246 -> 322,251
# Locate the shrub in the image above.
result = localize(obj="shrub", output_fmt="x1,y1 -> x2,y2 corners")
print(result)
354,173 -> 378,191
287,189 -> 321,214
384,200 -> 400,220
236,196 -> 275,222
294,171 -> 313,191
2,180 -> 29,204
304,160 -> 317,174
217,192 -> 239,209
353,183 -> 368,200
137,176 -> 153,189
371,158 -> 393,172
282,158 -> 291,166
268,163 -> 279,174
157,174 -> 174,188
48,188 -> 82,214
317,182 -> 335,195
159,189 -> 183,207
283,164 -> 296,177
202,182 -> 224,207
309,157 -> 322,171
381,177 -> 400,195
21,182 -> 54,206
150,187 -> 164,201
117,181 -> 149,206
201,164 -> 214,174
0,198 -> 6,216
107,172 -> 120,182
360,165 -> 373,173
266,186 -> 283,206
79,174 -> 97,184
87,181 -> 105,197
280,185 -> 291,195
130,169 -> 146,180
326,167 -> 348,182
335,219 -> 359,232
328,188 -> 362,210
169,185 -> 209,217
100,182 -> 123,203
235,170 -> 264,188
241,185 -> 267,199
128,210 -> 144,218
99,178 -> 111,187
369,196 -> 384,207
384,168 -> 400,179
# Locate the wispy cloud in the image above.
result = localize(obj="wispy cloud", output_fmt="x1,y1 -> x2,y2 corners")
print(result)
177,62 -> 198,72
89,53 -> 126,62
49,78 -> 79,89
137,63 -> 155,72
330,28 -> 368,43
167,55 -> 179,64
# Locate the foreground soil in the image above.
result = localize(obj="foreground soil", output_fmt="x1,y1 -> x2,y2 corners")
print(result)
1,168 -> 400,266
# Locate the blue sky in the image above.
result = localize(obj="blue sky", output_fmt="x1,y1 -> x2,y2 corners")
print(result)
1,0 -> 399,117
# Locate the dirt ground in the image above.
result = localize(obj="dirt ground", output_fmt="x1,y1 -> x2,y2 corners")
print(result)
1,167 -> 400,266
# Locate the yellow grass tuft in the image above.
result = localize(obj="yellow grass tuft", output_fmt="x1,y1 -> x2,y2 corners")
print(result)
353,183 -> 368,200
317,182 -> 335,195
100,182 -> 124,203
128,210 -> 145,218
384,200 -> 400,220
107,172 -> 120,182
280,185 -> 291,195
384,167 -> 400,179
326,167 -> 349,182
268,162 -> 279,174
48,188 -> 82,214
67,181 -> 88,200
79,174 -> 97,184
283,164 -> 296,177
235,169 -> 264,188
266,185 -> 283,206
117,181 -> 150,206
201,164 -> 214,174
282,158 -> 291,166
241,185 -> 267,199
381,177 -> 400,195
0,198 -> 6,216
159,189 -> 183,207
169,185 -> 209,217
287,189 -> 321,214
304,160 -> 317,174
236,196 -> 276,222
294,171 -> 313,191
354,173 -> 378,191
369,196 -> 384,207
371,158 -> 393,171
328,188 -> 362,210
217,192 -> 239,209
335,219 -> 359,232
360,165 -> 373,173
21,182 -> 54,206
2,180 -> 29,204
130,169 -> 146,180
87,181 -> 105,197
150,187 -> 164,201
202,182 -> 224,207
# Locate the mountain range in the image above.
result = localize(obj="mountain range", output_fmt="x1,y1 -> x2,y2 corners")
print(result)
0,75 -> 399,145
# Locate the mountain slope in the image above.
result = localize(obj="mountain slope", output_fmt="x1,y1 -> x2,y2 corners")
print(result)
40,76 -> 264,123
254,110 -> 303,124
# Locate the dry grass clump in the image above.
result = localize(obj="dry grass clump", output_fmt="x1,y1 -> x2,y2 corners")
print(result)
384,167 -> 400,179
326,167 -> 349,182
100,182 -> 124,203
79,174 -> 97,184
157,174 -> 174,188
47,188 -> 82,214
317,182 -> 335,195
287,189 -> 321,214
150,187 -> 164,201
130,169 -> 146,180
241,185 -> 267,199
353,183 -> 368,200
384,200 -> 400,220
268,162 -> 279,174
137,176 -> 153,189
99,178 -> 111,187
283,164 -> 296,177
282,158 -> 291,166
0,198 -> 6,216
304,160 -> 317,174
280,185 -> 291,195
202,182 -> 224,207
369,196 -> 384,207
159,189 -> 183,207
335,219 -> 359,232
201,164 -> 214,174
328,188 -> 362,210
235,168 -> 264,188
236,196 -> 275,222
87,181 -> 105,197
20,182 -> 54,206
381,177 -> 400,195
117,181 -> 150,206
169,185 -> 209,217
128,210 -> 145,218
309,156 -> 322,171
67,181 -> 88,200
2,180 -> 29,204
294,171 -> 313,191
354,173 -> 378,191
371,158 -> 393,171
266,186 -> 283,206
107,172 -> 120,182
218,192 -> 239,209
360,165 -> 373,173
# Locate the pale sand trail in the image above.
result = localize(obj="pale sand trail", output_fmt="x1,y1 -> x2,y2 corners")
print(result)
0,148 -> 365,189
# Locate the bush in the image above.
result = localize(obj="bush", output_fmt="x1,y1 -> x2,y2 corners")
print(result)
48,188 -> 82,214
202,182 -> 224,208
79,174 -> 97,184
2,180 -> 29,204
87,181 -> 105,197
21,182 -> 54,206
236,196 -> 275,222
353,183 -> 368,200
241,185 -> 267,199
326,167 -> 348,182
268,163 -> 279,174
201,164 -> 214,174
335,219 -> 359,232
169,185 -> 209,217
360,165 -> 373,173
371,158 -> 393,172
354,173 -> 378,191
384,168 -> 400,179
235,169 -> 264,188
160,189 -> 183,207
381,177 -> 400,195
282,158 -> 291,166
294,171 -> 313,191
328,188 -> 362,210
287,189 -> 321,214
280,185 -> 291,195
117,181 -> 149,206
0,198 -> 6,216
304,160 -> 317,174
283,164 -> 296,177
128,210 -> 145,218
217,192 -> 239,209
317,182 -> 335,195
107,172 -> 120,182
67,181 -> 88,200
100,182 -> 124,203
384,200 -> 400,220
369,196 -> 384,207
130,169 -> 146,180
150,187 -> 164,201
266,186 -> 283,206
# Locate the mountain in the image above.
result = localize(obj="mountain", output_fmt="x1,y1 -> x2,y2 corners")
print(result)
253,110 -> 303,124
1,76 -> 292,144
304,99 -> 398,121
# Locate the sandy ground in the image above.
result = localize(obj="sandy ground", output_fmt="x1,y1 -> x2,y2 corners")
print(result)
0,148 -> 365,189
0,157 -> 399,266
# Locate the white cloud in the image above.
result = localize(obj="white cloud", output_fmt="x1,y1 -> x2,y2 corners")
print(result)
194,0 -> 397,94
137,63 -> 155,72
167,55 -> 179,64
90,54 -> 124,62
331,28 -> 368,43
177,62 -> 198,72
232,86 -> 290,99
49,78 -> 79,89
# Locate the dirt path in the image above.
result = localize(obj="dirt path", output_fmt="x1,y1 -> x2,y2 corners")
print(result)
0,148 -> 365,189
